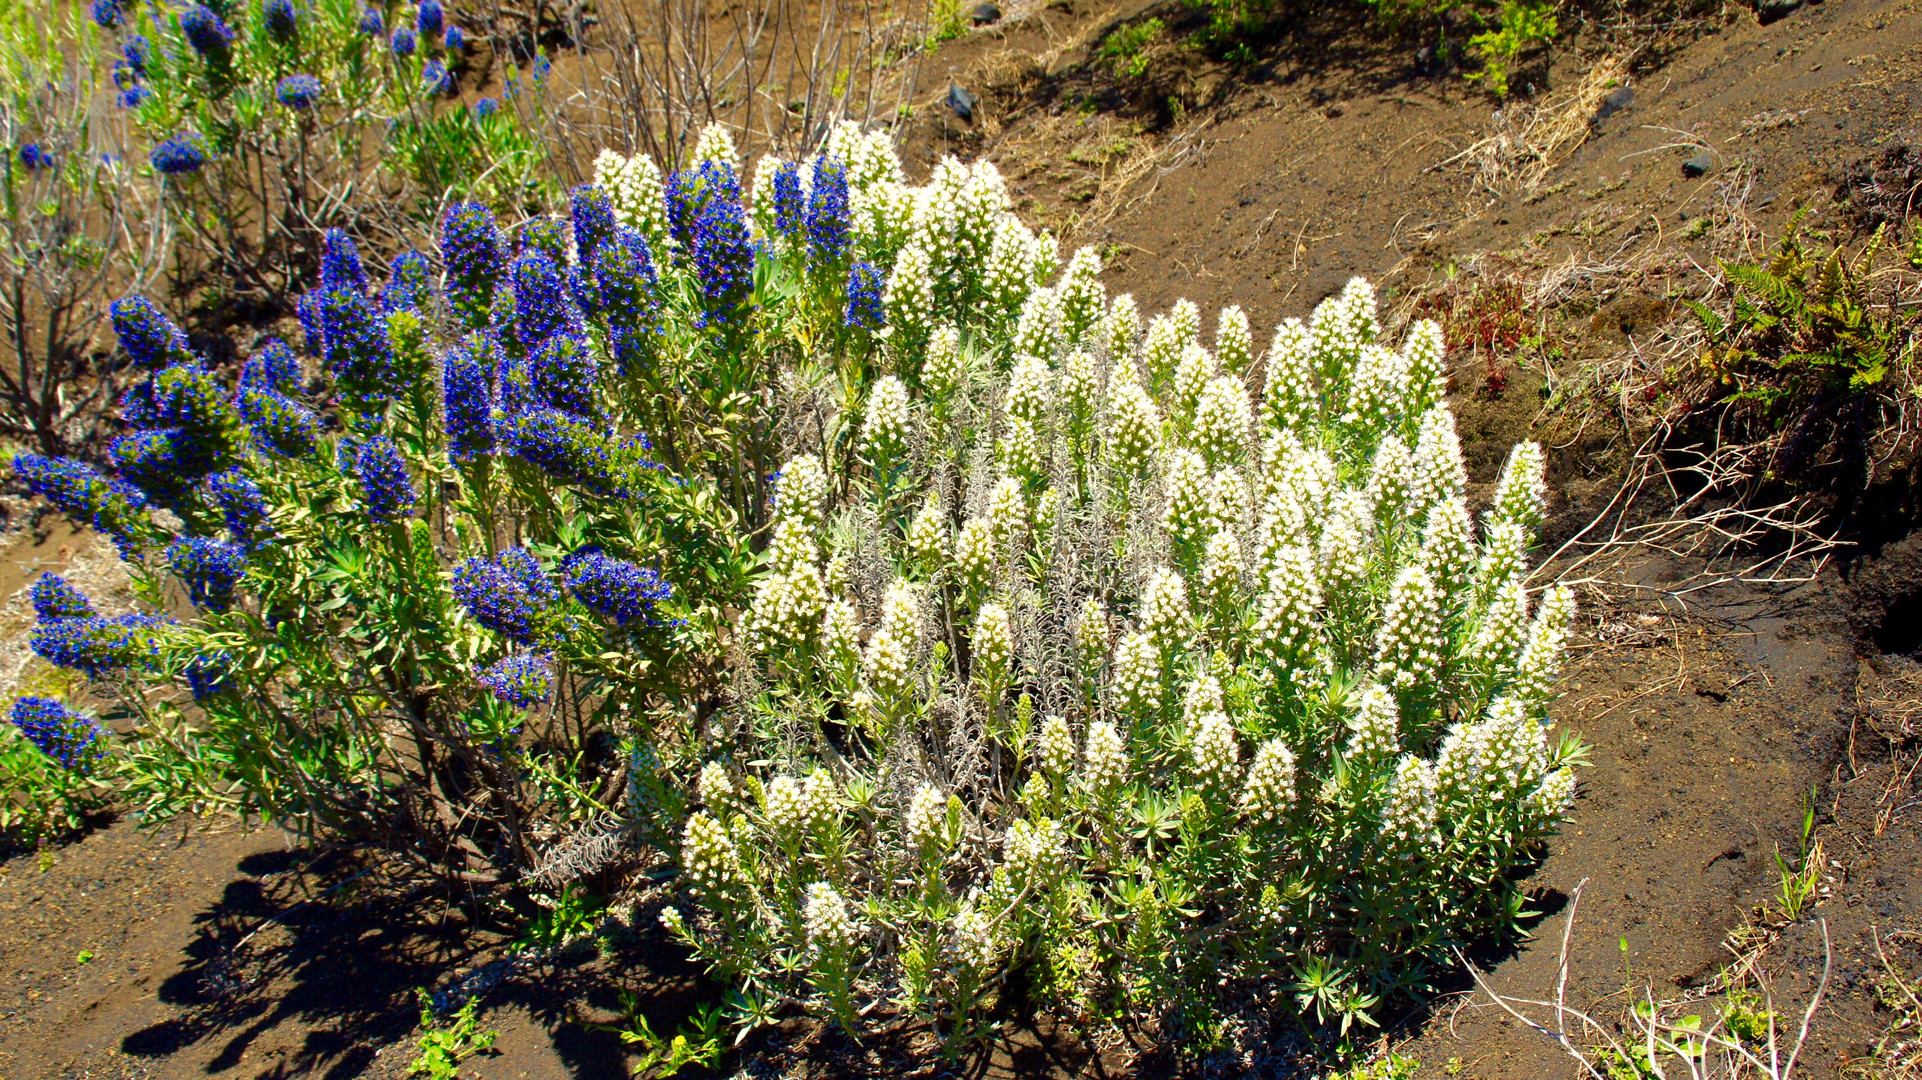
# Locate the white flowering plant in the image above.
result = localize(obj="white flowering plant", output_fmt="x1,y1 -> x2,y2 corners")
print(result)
653,131 -> 1583,1049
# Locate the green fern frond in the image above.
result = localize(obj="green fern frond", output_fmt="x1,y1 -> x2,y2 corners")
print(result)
1681,298 -> 1725,339
1723,262 -> 1802,313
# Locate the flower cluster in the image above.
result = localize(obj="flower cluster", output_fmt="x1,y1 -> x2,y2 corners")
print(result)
150,133 -> 208,175
453,549 -> 557,645
479,652 -> 554,708
10,698 -> 108,772
167,537 -> 247,612
562,548 -> 674,626
275,74 -> 322,110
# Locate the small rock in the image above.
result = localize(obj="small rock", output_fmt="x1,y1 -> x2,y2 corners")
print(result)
1757,0 -> 1803,23
945,83 -> 977,123
1595,86 -> 1633,120
969,2 -> 1000,24
1682,152 -> 1713,178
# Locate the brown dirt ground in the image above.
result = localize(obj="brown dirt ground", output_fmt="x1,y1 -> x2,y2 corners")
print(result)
7,0 -> 1922,1075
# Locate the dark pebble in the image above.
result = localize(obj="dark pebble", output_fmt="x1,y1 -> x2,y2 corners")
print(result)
1682,152 -> 1713,178
946,83 -> 977,123
1595,86 -> 1633,120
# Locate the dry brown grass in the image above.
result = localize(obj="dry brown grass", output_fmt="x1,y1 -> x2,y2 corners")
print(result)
1436,52 -> 1636,199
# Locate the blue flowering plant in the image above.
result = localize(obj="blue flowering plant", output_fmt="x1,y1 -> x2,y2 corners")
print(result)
0,0 -> 163,454
104,0 -> 549,301
12,215 -> 745,887
0,694 -> 116,847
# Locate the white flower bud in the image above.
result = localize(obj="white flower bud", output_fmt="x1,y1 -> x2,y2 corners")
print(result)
682,811 -> 746,893
823,598 -> 861,680
803,881 -> 857,954
1471,576 -> 1530,676
1141,568 -> 1190,659
1401,318 -> 1447,416
1317,490 -> 1375,605
828,119 -> 905,193
1002,817 -> 1063,883
862,376 -> 912,463
865,580 -> 919,704
1075,596 -> 1109,676
1171,340 -> 1216,426
1202,530 -> 1243,612
1193,374 -> 1252,470
742,562 -> 828,652
1005,352 -> 1053,425
1032,487 -> 1059,550
1169,298 -> 1201,347
1344,681 -> 1401,761
887,244 -> 938,345
1341,343 -> 1408,441
1105,371 -> 1161,476
1162,447 -> 1219,553
1241,738 -> 1298,820
1036,714 -> 1074,776
1060,246 -> 1105,344
1262,318 -> 1316,433
692,123 -> 739,173
1492,441 -> 1547,534
987,476 -> 1027,544
766,774 -> 808,840
953,892 -> 1005,970
1365,434 -> 1415,529
1372,563 -> 1446,691
803,768 -> 842,834
954,516 -> 995,591
905,782 -> 950,852
984,217 -> 1042,313
1476,519 -> 1530,598
997,416 -> 1046,484
1141,314 -> 1185,390
596,150 -> 669,249
1381,755 -> 1440,847
921,323 -> 966,407
1189,701 -> 1240,790
768,515 -> 818,573
1309,277 -> 1378,387
1062,349 -> 1098,436
1103,293 -> 1141,363
908,494 -> 949,570
1530,766 -> 1577,821
1412,406 -> 1467,511
1251,542 -> 1321,667
775,454 -> 829,529
1419,494 -> 1477,597
972,602 -> 1014,687
1511,585 -> 1574,707
698,761 -> 736,807
1012,286 -> 1065,363
1081,719 -> 1128,796
1216,305 -> 1253,375
1109,630 -> 1161,716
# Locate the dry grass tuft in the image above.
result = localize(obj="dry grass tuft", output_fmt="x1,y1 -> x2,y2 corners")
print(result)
1439,52 -> 1636,199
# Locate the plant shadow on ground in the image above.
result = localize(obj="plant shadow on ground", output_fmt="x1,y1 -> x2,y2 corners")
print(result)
93,828 -> 1577,1079
105,841 -> 729,1079
117,847 -> 498,1078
